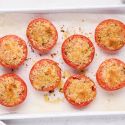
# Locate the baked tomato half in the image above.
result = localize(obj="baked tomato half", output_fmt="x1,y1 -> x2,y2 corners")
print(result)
0,35 -> 27,69
96,58 -> 125,91
0,73 -> 27,107
95,19 -> 125,51
26,18 -> 58,53
63,74 -> 96,108
29,59 -> 61,91
62,35 -> 95,70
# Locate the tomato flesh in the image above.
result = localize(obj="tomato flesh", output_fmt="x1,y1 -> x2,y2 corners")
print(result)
0,35 -> 27,69
95,19 -> 125,51
63,74 -> 96,108
26,18 -> 58,53
62,35 -> 95,70
0,73 -> 27,107
96,58 -> 125,91
29,59 -> 61,91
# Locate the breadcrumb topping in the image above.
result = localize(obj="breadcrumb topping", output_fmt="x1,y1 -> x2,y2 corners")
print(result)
0,75 -> 25,106
28,20 -> 57,50
96,20 -> 125,50
101,60 -> 125,88
64,37 -> 93,68
66,77 -> 96,103
0,38 -> 25,66
30,60 -> 60,90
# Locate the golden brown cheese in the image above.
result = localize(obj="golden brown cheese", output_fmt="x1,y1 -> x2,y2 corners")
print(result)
102,60 -> 125,88
66,78 -> 96,103
28,21 -> 56,49
0,39 -> 25,65
65,38 -> 92,66
30,61 -> 60,90
0,76 -> 25,105
97,22 -> 125,50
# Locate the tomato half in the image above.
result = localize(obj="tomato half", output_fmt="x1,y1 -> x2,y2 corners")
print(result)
29,59 -> 61,91
62,35 -> 95,70
26,18 -> 58,53
95,19 -> 125,51
0,35 -> 27,69
0,73 -> 27,107
63,74 -> 96,108
96,58 -> 125,91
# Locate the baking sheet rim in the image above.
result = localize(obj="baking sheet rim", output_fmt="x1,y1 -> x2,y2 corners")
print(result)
0,5 -> 125,119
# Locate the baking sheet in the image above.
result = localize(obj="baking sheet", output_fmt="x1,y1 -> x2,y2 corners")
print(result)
0,8 -> 125,119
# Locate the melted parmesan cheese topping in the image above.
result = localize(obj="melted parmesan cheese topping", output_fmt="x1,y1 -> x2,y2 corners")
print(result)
30,61 -> 60,90
64,37 -> 93,68
66,77 -> 96,103
101,60 -> 125,88
28,20 -> 57,49
0,38 -> 25,66
0,76 -> 25,106
96,21 -> 125,50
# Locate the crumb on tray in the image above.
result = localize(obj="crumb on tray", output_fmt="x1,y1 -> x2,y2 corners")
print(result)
43,94 -> 63,103
62,70 -> 72,79
50,53 -> 57,58
58,81 -> 65,93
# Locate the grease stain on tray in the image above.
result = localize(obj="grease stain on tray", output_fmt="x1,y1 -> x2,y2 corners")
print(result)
44,94 -> 64,103
43,89 -> 64,103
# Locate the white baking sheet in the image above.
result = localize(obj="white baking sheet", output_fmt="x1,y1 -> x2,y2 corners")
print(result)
0,7 -> 125,119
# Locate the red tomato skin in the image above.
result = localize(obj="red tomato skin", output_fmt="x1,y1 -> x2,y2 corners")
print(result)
63,74 -> 96,108
29,59 -> 61,91
95,19 -> 125,52
0,73 -> 27,107
96,58 -> 125,91
62,35 -> 95,70
0,35 -> 27,69
26,18 -> 58,53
